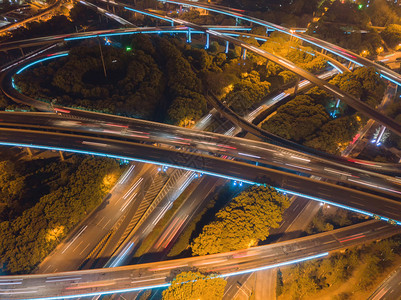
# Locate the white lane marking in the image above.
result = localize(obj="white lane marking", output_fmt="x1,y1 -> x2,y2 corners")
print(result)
79,243 -> 91,255
102,219 -> 111,229
96,216 -> 105,226
123,178 -> 143,199
121,193 -> 137,212
72,240 -> 83,252
61,226 -> 88,254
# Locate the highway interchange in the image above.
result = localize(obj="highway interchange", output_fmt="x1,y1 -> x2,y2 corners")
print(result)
1,0 -> 401,299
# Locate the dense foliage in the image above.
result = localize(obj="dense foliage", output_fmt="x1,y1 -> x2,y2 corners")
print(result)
13,35 -> 211,125
162,271 -> 227,300
278,236 -> 401,299
191,186 -> 289,256
381,24 -> 401,49
0,156 -> 121,274
0,3 -> 99,42
309,0 -> 401,54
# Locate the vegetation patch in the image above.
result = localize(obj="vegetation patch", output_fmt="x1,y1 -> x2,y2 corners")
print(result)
277,235 -> 401,299
162,271 -> 227,300
191,185 -> 289,256
0,154 -> 122,274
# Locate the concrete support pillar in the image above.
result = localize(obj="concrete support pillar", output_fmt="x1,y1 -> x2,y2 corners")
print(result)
347,61 -> 354,70
225,41 -> 229,54
19,47 -> 24,56
205,33 -> 210,49
186,28 -> 191,43
235,17 -> 240,26
59,150 -> 64,161
241,48 -> 247,60
294,76 -> 301,95
179,5 -> 182,14
26,147 -> 32,157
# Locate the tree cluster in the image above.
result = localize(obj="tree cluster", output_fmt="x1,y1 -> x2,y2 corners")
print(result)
162,271 -> 227,300
157,38 -> 208,126
381,24 -> 401,49
279,236 -> 401,298
308,0 -> 393,54
222,71 -> 270,114
191,185 -> 289,256
0,156 -> 120,274
0,3 -> 99,43
14,35 -> 213,126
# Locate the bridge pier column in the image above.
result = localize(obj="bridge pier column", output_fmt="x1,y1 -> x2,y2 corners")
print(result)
179,5 -> 182,14
294,76 -> 301,94
236,17 -> 240,26
59,150 -> 64,161
19,47 -> 24,57
225,41 -> 229,53
348,61 -> 355,70
186,28 -> 192,43
241,48 -> 247,60
26,147 -> 32,157
205,33 -> 210,49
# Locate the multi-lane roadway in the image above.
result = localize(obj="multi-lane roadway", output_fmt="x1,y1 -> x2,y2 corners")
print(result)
0,220 -> 399,299
1,121 -> 401,227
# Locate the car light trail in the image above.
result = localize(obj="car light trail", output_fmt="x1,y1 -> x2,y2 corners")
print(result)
348,178 -> 401,195
290,155 -> 310,163
324,168 -> 352,177
123,177 -> 143,199
120,192 -> 137,212
61,226 -> 88,254
338,233 -> 365,243
15,53 -> 68,75
221,252 -> 329,277
238,152 -> 261,159
0,141 -> 399,226
285,163 -> 312,171
118,164 -> 135,184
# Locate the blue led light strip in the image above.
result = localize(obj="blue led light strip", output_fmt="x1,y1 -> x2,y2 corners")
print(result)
25,252 -> 329,300
160,0 -> 364,67
0,141 -> 399,226
15,53 -> 69,75
327,61 -> 344,74
221,252 -> 329,277
124,6 -> 174,25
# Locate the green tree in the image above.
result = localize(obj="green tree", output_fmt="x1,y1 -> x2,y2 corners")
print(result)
262,95 -> 329,142
191,186 -> 289,256
162,271 -> 227,300
382,24 -> 401,48
304,115 -> 360,154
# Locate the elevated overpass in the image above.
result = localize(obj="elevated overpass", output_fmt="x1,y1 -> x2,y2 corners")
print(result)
159,0 -> 401,87
0,220 -> 398,299
87,0 -> 401,139
0,118 -> 401,224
